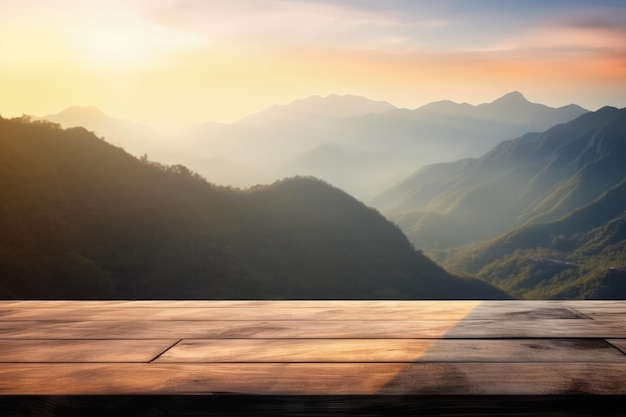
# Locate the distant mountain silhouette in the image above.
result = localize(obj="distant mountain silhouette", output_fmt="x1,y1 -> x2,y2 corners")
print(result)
371,107 -> 626,299
476,91 -> 587,127
417,91 -> 585,129
237,94 -> 395,125
0,115 -> 509,300
37,94 -> 586,199
181,92 -> 587,198
180,94 -> 400,190
37,106 -> 174,163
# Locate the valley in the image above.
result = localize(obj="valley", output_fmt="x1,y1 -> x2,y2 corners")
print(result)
4,93 -> 625,300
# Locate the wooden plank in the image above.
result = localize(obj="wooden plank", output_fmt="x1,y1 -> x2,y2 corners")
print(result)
0,300 -> 619,324
566,307 -> 626,320
576,314 -> 626,323
1,363 -> 626,395
0,320 -> 452,339
1,319 -> 626,339
0,306 -> 484,321
0,306 -> 587,321
0,300 -> 484,309
442,319 -> 626,338
0,339 -> 178,362
156,338 -> 626,363
0,307 -> 522,321
551,300 -> 626,308
566,304 -> 626,311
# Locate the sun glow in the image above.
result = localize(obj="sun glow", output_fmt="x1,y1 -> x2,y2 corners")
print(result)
74,19 -> 201,69
79,27 -> 151,68
0,0 -> 625,127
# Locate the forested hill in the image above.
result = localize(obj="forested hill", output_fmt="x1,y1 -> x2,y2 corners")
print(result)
0,116 -> 509,299
373,106 -> 626,250
442,177 -> 626,299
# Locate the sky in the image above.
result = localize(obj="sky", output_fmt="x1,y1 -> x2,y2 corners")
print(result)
1,0 -> 626,130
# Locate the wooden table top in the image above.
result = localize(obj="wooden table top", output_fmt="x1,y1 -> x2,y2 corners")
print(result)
1,300 -> 625,396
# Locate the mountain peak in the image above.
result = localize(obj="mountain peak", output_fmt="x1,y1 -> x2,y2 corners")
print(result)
491,91 -> 530,105
38,106 -> 112,128
292,94 -> 395,114
59,106 -> 106,117
416,99 -> 473,114
237,94 -> 395,125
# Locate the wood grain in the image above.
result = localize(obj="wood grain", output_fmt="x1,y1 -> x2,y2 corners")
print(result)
1,319 -> 625,339
156,338 -> 626,363
0,305 -> 586,321
567,308 -> 626,320
0,300 -> 484,309
0,339 -> 179,362
1,301 -> 626,398
1,363 -> 626,395
0,306 -> 486,321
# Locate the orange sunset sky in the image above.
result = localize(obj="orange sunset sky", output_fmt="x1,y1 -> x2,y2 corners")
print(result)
1,0 -> 626,130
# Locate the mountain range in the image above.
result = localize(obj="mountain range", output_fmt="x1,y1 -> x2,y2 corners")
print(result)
39,92 -> 587,199
0,115 -> 509,299
373,106 -> 626,247
373,107 -> 626,299
23,92 -> 624,300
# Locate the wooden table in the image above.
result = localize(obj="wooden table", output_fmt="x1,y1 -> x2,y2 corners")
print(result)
1,300 -> 625,415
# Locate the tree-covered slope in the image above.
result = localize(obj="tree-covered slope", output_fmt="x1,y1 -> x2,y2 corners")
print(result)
439,177 -> 626,299
373,107 -> 626,250
0,116 -> 509,299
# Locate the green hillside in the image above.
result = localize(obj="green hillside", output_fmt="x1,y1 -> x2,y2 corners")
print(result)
438,167 -> 626,299
0,115 -> 508,300
374,107 -> 626,250
372,106 -> 626,299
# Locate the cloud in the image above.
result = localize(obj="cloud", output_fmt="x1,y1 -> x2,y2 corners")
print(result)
146,0 -> 462,52
475,6 -> 626,55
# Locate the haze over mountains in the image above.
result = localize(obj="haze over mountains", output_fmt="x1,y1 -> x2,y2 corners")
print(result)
374,107 -> 626,247
17,91 -> 626,300
37,107 -> 175,165
0,115 -> 509,299
39,92 -> 587,199
374,107 -> 626,299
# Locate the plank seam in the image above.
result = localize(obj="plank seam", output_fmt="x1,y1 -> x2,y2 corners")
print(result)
568,308 -> 593,320
605,340 -> 626,356
149,339 -> 183,363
